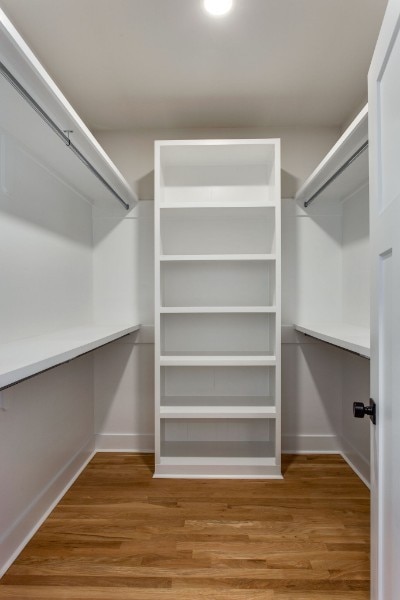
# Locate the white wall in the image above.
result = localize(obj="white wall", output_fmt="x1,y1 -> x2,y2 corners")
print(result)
92,196 -> 154,451
93,125 -> 345,453
342,353 -> 370,481
0,129 -> 96,575
282,197 -> 344,452
0,357 -> 94,574
0,131 -> 93,342
342,184 -> 370,327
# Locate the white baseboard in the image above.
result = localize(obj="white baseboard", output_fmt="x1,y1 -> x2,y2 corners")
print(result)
0,436 -> 95,578
282,434 -> 343,453
283,434 -> 370,487
95,433 -> 154,452
95,434 -> 342,456
341,438 -> 370,488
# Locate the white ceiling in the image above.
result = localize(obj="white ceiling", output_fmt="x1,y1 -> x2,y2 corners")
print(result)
0,0 -> 388,131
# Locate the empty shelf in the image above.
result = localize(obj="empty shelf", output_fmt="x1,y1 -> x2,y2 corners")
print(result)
160,351 -> 276,366
0,323 -> 141,389
160,306 -> 276,314
160,201 -> 277,209
160,441 -> 276,464
295,322 -> 370,358
160,405 -> 276,419
161,395 -> 275,407
160,254 -> 276,262
160,395 -> 276,418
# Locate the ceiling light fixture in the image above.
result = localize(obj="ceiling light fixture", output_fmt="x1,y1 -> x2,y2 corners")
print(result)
204,0 -> 233,17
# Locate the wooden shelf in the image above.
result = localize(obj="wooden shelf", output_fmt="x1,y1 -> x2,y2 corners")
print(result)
160,254 -> 276,262
294,322 -> 370,358
160,306 -> 276,314
0,324 -> 141,390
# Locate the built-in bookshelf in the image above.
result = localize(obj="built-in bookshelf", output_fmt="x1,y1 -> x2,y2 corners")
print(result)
154,139 -> 281,478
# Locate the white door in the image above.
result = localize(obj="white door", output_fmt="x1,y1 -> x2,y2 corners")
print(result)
369,1 -> 400,598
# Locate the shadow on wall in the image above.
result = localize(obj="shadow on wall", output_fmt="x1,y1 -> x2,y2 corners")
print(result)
94,331 -> 140,434
282,340 -> 344,452
300,342 -> 343,436
137,171 -> 155,201
0,134 -> 93,246
281,169 -> 298,199
135,168 -> 298,202
94,331 -> 155,442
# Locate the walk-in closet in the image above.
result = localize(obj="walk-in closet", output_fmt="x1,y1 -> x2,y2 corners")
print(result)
0,1 -> 398,598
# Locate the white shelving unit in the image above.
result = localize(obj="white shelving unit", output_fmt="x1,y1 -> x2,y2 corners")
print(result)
0,10 -> 140,390
294,106 -> 370,358
293,106 -> 371,484
154,139 -> 281,478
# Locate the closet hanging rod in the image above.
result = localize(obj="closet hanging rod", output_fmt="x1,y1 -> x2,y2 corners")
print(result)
304,140 -> 369,208
0,61 -> 130,210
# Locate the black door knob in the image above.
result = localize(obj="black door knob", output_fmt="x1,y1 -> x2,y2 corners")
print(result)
353,399 -> 376,425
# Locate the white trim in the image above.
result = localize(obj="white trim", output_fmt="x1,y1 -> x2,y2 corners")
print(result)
0,437 -> 95,578
341,438 -> 371,488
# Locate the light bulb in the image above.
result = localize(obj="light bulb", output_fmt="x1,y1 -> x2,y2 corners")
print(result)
204,0 -> 233,17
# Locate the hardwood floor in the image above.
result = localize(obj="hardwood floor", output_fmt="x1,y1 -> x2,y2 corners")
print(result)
0,453 -> 370,599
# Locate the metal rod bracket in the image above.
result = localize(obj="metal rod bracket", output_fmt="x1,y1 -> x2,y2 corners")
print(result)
63,129 -> 73,147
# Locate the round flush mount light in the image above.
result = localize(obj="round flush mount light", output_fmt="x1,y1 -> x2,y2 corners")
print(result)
204,0 -> 233,17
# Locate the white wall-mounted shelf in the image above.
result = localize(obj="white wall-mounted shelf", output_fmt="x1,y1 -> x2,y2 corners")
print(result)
294,105 -> 371,485
0,324 -> 140,390
295,322 -> 370,358
296,105 -> 368,209
0,9 -> 137,210
294,106 -> 370,361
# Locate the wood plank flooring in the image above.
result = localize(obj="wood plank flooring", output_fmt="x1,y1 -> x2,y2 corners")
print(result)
0,453 -> 370,599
